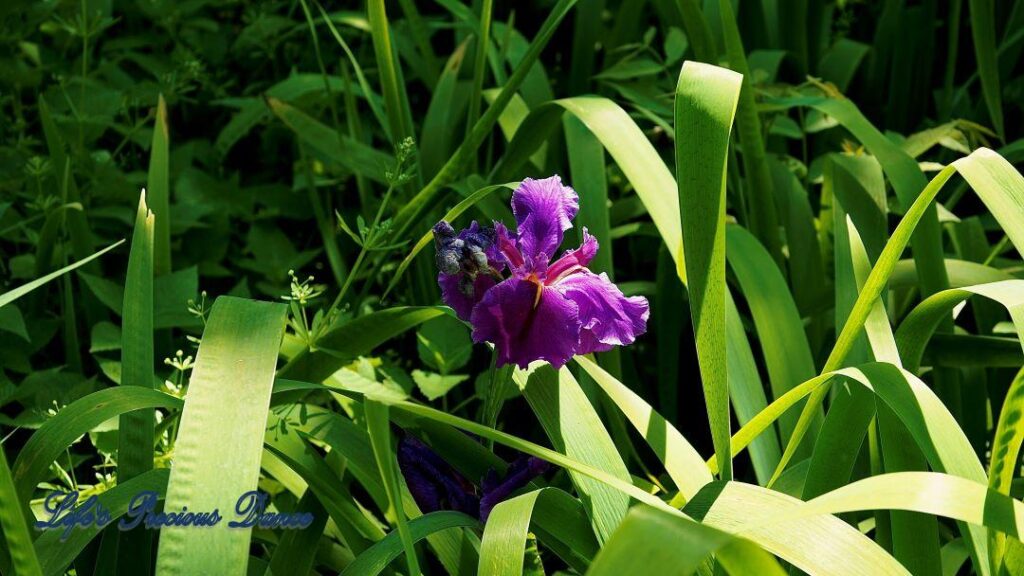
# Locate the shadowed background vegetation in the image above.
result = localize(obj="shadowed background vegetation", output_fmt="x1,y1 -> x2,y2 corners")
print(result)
2,0 -> 1024,575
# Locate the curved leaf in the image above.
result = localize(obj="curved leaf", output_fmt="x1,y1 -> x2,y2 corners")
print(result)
0,240 -> 124,309
575,355 -> 711,500
279,306 -> 448,382
690,481 -> 910,576
588,504 -> 786,576
340,512 -> 478,576
12,387 -> 182,503
35,469 -> 169,576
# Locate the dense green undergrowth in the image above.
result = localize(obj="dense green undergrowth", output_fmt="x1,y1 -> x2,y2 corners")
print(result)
3,0 -> 1024,574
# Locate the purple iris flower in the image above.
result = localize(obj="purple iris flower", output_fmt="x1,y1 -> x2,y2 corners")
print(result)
397,436 -> 550,522
434,176 -> 649,369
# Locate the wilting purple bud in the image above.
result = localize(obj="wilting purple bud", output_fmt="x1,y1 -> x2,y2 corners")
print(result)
435,221 -> 505,322
397,436 -> 480,517
467,245 -> 489,270
458,274 -> 476,298
479,456 -> 552,523
433,222 -> 462,275
437,248 -> 461,275
462,226 -> 496,254
433,220 -> 457,240
396,436 -> 554,523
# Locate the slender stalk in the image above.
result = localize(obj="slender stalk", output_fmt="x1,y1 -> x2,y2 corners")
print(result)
390,0 -> 578,242
79,0 -> 87,149
339,59 -> 373,220
941,0 -> 963,119
297,0 -> 342,133
301,145 -> 347,286
482,349 -> 501,450
326,183 -> 398,315
466,0 -> 494,167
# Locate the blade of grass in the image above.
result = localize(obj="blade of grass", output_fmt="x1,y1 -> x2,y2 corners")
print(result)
477,489 -> 544,576
37,95 -> 95,265
655,247 -> 684,424
311,0 -> 389,135
264,490 -> 328,576
364,399 -> 420,576
117,192 -> 156,576
420,40 -> 470,179
775,472 -> 1024,539
810,175 -> 891,546
367,0 -> 414,146
154,296 -> 287,576
465,0 -> 493,165
0,443 -> 41,576
262,441 -> 383,551
989,368 -> 1024,572
343,382 -> 902,574
718,0 -> 783,267
969,0 -> 1005,139
149,95 -> 170,276
773,96 -> 949,296
687,481 -> 909,576
0,241 -> 123,309
588,505 -> 786,576
675,60 -> 743,480
725,225 -> 820,448
33,161 -> 73,277
575,355 -> 711,500
513,364 -> 630,543
770,157 -> 826,323
674,0 -> 716,61
767,145 -> 1024,486
267,97 -> 393,183
846,215 -> 944,575
778,0 -> 808,74
723,291 -> 781,484
896,281 -> 1024,379
396,0 -> 440,87
278,306 -> 448,382
34,469 -> 169,576
568,0 -> 603,93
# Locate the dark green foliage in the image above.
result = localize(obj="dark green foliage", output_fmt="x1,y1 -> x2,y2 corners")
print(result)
2,1 -> 1024,574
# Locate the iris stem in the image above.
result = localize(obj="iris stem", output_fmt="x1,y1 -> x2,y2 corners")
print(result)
481,347 -> 515,451
483,349 -> 500,450
323,182 -> 398,325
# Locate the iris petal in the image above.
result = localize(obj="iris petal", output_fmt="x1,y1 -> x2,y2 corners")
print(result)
511,176 -> 579,262
553,271 -> 649,354
438,272 -> 498,322
546,227 -> 598,282
470,277 -> 581,369
495,222 -> 526,272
